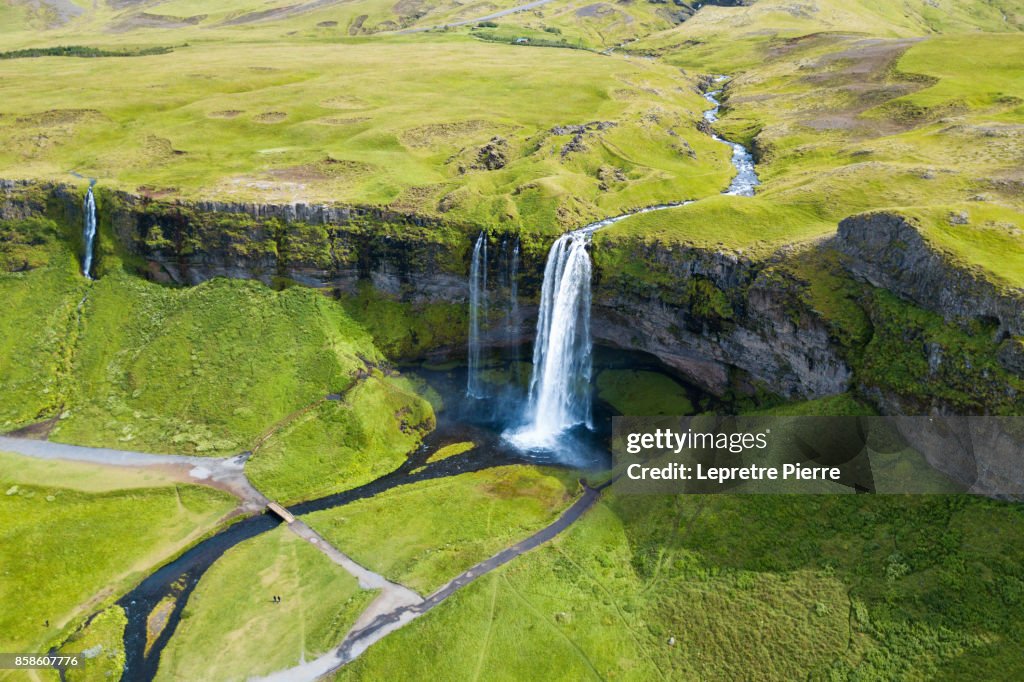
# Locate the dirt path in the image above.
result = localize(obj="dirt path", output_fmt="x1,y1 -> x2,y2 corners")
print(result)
258,482 -> 603,681
0,435 -> 268,513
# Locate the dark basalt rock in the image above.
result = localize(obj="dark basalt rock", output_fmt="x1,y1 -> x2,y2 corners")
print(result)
836,211 -> 1024,340
592,237 -> 852,398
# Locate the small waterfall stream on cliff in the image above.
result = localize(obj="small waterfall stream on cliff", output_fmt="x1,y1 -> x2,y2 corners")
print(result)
506,238 -> 519,339
82,186 -> 97,279
466,232 -> 488,398
507,229 -> 595,450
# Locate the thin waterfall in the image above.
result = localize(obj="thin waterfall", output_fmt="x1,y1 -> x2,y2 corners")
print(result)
466,232 -> 487,398
506,238 -> 521,381
508,229 -> 593,448
506,238 -> 519,337
82,186 -> 97,279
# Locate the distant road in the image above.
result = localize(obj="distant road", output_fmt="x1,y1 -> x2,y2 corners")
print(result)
398,0 -> 557,34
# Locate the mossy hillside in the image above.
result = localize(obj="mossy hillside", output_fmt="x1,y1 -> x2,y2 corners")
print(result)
304,466 -> 577,594
49,273 -> 382,456
246,373 -> 435,505
633,0 -> 1023,71
0,451 -> 235,657
898,203 -> 1024,291
155,526 -> 375,682
339,490 -> 1024,681
0,218 -> 85,430
339,284 -> 469,360
856,289 -> 1024,414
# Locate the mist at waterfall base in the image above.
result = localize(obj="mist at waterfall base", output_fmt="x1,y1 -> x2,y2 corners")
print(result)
458,232 -> 605,467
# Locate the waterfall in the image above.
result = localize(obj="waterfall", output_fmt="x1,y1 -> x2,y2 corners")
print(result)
506,238 -> 519,337
506,238 -> 521,381
508,229 -> 594,449
82,187 -> 97,279
466,232 -> 488,398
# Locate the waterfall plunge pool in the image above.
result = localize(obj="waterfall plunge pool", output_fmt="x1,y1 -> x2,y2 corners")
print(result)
411,344 -> 721,470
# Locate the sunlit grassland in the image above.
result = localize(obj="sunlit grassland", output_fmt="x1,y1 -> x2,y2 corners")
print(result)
337,491 -> 1024,680
304,466 -> 578,594
0,451 -> 235,659
902,203 -> 1024,289
603,31 -> 1023,265
246,373 -> 435,504
0,33 -> 729,230
633,0 -> 1022,70
156,526 -> 375,682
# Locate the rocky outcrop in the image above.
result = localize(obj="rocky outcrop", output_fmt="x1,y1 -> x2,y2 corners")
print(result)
0,179 -> 48,220
592,237 -> 852,398
836,211 -> 1024,339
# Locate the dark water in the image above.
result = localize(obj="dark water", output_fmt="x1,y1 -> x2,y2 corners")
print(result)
113,344 -> 710,680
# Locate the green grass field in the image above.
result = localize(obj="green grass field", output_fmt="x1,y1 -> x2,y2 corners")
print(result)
0,30 -> 729,231
0,451 -> 235,659
338,491 -> 1024,680
246,372 -> 435,504
156,526 -> 375,682
304,466 -> 578,593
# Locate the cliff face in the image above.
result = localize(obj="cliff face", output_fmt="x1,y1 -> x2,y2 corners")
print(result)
7,181 -> 1021,416
12,180 -> 848,400
837,212 -> 1024,340
592,238 -> 851,398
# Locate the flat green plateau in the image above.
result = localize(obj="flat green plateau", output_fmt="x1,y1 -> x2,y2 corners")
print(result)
0,34 -> 731,231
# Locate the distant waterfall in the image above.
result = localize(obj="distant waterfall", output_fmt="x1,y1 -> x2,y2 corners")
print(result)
82,187 -> 97,279
506,238 -> 520,338
508,229 -> 594,449
466,232 -> 488,398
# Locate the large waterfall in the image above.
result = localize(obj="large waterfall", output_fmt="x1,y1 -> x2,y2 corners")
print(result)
82,186 -> 97,279
466,232 -> 488,398
508,229 -> 594,449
